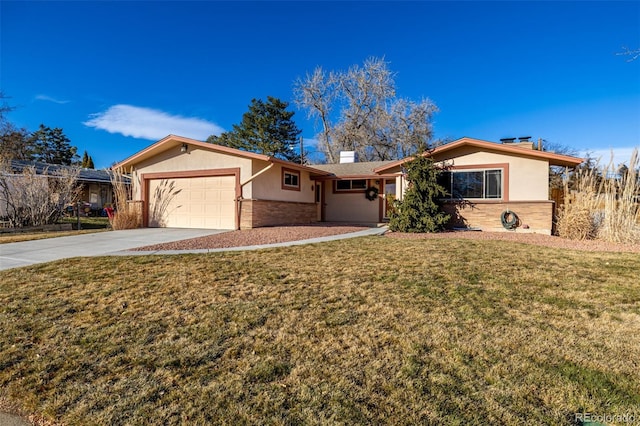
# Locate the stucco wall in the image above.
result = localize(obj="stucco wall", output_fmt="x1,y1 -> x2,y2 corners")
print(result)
432,146 -> 550,201
383,147 -> 551,202
323,180 -> 380,223
250,162 -> 315,203
130,146 -> 253,199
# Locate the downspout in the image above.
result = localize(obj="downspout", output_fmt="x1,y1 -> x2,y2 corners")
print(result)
237,162 -> 275,230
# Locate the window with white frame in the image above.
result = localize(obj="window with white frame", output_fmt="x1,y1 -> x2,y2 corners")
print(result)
439,169 -> 502,199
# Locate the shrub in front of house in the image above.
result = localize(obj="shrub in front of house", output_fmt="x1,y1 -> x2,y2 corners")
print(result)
388,153 -> 450,233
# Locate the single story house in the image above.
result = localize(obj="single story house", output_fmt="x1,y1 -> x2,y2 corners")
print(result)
113,135 -> 583,234
3,160 -> 120,216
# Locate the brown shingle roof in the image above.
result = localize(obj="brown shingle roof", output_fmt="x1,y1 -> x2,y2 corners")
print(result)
311,161 -> 395,177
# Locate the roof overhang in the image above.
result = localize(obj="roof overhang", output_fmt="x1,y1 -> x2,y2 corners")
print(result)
312,174 -> 399,180
373,137 -> 585,173
112,134 -> 332,176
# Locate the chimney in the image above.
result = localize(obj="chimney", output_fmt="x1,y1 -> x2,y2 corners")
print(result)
501,136 -> 534,149
339,151 -> 358,163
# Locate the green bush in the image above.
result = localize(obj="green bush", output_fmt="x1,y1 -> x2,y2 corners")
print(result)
388,153 -> 450,233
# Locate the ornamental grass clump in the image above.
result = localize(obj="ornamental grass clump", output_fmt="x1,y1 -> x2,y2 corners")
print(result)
598,148 -> 640,243
109,168 -> 141,230
556,148 -> 640,244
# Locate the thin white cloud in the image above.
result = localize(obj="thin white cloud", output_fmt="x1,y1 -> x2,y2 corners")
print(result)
35,94 -> 70,104
84,104 -> 224,141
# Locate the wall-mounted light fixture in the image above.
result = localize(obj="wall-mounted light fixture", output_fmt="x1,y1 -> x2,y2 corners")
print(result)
181,143 -> 188,153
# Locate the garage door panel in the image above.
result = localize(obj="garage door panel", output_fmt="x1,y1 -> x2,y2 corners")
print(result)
148,175 -> 236,229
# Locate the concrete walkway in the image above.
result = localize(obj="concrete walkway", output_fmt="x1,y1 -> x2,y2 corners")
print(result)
0,228 -> 227,271
1,227 -> 388,271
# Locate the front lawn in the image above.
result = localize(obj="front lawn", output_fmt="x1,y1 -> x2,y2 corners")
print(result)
0,237 -> 638,425
0,217 -> 110,244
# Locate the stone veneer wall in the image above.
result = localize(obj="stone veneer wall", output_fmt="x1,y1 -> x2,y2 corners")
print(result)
239,199 -> 317,229
441,201 -> 555,234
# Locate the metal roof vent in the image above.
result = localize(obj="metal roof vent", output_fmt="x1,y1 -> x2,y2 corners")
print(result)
500,138 -> 516,144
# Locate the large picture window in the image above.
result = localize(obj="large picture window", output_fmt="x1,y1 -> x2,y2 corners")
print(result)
439,169 -> 502,199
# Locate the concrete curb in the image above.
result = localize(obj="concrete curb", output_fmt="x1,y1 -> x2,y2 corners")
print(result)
111,226 -> 388,256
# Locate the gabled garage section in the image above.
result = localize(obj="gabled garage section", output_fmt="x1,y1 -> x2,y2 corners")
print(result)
113,135 -> 331,230
142,169 -> 239,230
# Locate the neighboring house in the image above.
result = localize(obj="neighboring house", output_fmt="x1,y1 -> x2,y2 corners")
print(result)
114,135 -> 583,234
7,160 -> 118,213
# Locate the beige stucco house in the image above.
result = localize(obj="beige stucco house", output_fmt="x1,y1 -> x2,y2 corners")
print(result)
373,137 -> 583,234
114,135 -> 332,229
114,135 -> 583,234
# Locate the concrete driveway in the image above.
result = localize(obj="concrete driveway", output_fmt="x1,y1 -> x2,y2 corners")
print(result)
0,228 -> 227,271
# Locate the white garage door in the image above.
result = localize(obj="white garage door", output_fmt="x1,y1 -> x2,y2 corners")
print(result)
148,176 -> 236,229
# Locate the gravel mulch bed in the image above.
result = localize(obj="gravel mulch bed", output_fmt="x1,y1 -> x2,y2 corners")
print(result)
385,230 -> 640,253
132,222 -> 640,253
133,223 -> 371,251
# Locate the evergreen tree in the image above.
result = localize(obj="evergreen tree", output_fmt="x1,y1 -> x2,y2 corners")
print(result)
30,124 -> 78,165
388,153 -> 450,233
81,150 -> 95,168
207,97 -> 302,163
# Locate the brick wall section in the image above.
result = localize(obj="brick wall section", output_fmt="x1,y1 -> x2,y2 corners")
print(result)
441,201 -> 554,234
239,199 -> 317,229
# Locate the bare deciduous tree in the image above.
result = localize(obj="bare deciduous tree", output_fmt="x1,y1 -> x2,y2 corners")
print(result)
0,161 -> 80,228
293,67 -> 339,163
294,57 -> 437,163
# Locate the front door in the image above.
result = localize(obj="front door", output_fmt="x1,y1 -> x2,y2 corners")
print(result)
382,179 -> 396,220
315,182 -> 324,221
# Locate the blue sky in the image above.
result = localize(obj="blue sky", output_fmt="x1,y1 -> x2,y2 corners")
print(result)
1,1 -> 639,168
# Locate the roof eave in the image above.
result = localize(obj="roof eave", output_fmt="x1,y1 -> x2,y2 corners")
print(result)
373,138 -> 585,172
112,134 -> 333,175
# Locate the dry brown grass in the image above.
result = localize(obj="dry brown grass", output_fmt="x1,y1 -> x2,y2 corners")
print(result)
0,229 -> 104,244
598,149 -> 640,242
557,148 -> 640,243
109,169 -> 141,230
1,237 -> 639,425
0,218 -> 110,244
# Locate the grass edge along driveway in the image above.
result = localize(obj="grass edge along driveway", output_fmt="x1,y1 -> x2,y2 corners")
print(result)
1,236 -> 639,425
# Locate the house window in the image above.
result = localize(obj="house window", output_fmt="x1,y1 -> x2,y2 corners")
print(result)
282,168 -> 300,191
439,169 -> 502,199
335,179 -> 367,192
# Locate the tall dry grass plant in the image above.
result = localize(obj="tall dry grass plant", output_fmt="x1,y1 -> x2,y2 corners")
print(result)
556,148 -> 640,243
109,169 -> 141,230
